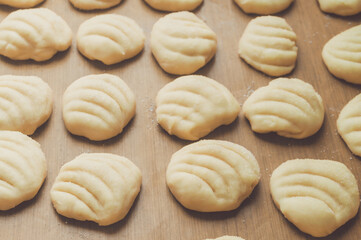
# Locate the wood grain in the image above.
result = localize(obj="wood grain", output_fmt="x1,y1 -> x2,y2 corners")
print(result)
0,1 -> 360,239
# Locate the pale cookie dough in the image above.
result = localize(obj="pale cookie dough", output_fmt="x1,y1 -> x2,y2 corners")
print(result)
0,131 -> 46,210
234,0 -> 293,15
318,0 -> 361,16
0,0 -> 44,8
243,78 -> 324,139
337,93 -> 361,156
238,16 -> 298,77
0,75 -> 53,135
0,8 -> 72,61
62,74 -> 136,141
69,0 -> 122,10
51,153 -> 142,226
144,0 -> 203,11
77,14 -> 145,65
151,11 -> 217,75
156,75 -> 240,141
166,140 -> 260,212
270,159 -> 360,237
322,24 -> 361,84
206,236 -> 245,240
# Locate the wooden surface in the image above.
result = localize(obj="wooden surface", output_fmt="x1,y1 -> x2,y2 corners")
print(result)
0,1 -> 360,239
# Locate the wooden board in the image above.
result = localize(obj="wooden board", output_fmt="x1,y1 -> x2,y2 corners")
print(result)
0,0 -> 360,239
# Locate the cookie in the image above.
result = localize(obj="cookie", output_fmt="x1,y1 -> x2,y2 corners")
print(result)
77,14 -> 145,65
51,153 -> 142,226
62,74 -> 136,141
238,16 -> 298,77
234,0 -> 293,14
318,0 -> 361,16
0,131 -> 46,210
166,140 -> 260,212
322,24 -> 361,84
270,159 -> 360,237
151,11 -> 217,75
337,93 -> 361,156
69,0 -> 122,10
0,8 -> 72,61
156,75 -> 240,141
0,75 -> 53,135
206,237 -> 245,240
0,0 -> 44,8
243,78 -> 324,139
144,0 -> 203,11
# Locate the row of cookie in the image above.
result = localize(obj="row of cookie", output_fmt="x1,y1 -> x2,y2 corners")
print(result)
1,130 -> 358,238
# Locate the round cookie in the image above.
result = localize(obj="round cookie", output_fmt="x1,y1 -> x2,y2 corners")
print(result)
0,131 -> 47,210
77,14 -> 145,65
238,16 -> 298,77
322,24 -> 361,84
337,93 -> 361,156
0,0 -> 44,8
166,140 -> 260,212
151,11 -> 217,75
206,236 -> 245,240
69,0 -> 122,10
318,0 -> 361,16
242,78 -> 324,139
0,75 -> 53,135
50,153 -> 142,226
144,0 -> 203,12
234,0 -> 293,15
0,8 -> 72,61
62,74 -> 136,141
270,159 -> 360,237
156,75 -> 240,141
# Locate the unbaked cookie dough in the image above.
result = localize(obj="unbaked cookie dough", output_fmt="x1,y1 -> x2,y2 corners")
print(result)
0,8 -> 72,61
77,14 -> 145,65
337,93 -> 361,157
69,0 -> 122,10
0,131 -> 46,210
270,159 -> 360,237
151,11 -> 217,75
166,140 -> 260,212
234,0 -> 293,15
238,16 -> 298,77
51,153 -> 142,226
0,75 -> 53,135
144,0 -> 203,12
62,74 -> 136,141
156,75 -> 240,141
0,0 -> 44,8
243,78 -> 324,139
322,24 -> 361,84
318,0 -> 361,16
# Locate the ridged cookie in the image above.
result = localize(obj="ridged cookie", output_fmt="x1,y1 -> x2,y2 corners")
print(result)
243,78 -> 324,139
238,16 -> 298,76
337,93 -> 361,156
0,75 -> 53,135
0,131 -> 46,210
151,11 -> 217,75
69,0 -> 122,10
0,0 -> 44,8
0,8 -> 72,61
318,0 -> 361,16
234,0 -> 293,14
206,236 -> 245,240
144,0 -> 203,11
62,74 -> 136,141
51,153 -> 142,226
156,75 -> 240,141
77,14 -> 145,65
322,24 -> 361,84
166,140 -> 260,212
270,159 -> 360,237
